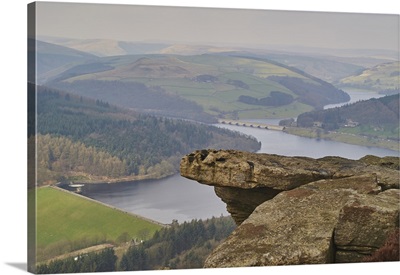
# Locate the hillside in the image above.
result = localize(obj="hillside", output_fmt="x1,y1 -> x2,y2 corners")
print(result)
38,36 -> 170,56
224,51 -> 365,83
36,187 -> 162,262
339,61 -> 400,94
45,54 -> 349,120
36,215 -> 236,272
159,44 -> 236,55
32,83 -> 260,184
30,39 -> 98,84
36,38 -> 396,88
38,37 -> 238,56
119,217 -> 236,270
294,94 -> 399,150
297,94 -> 399,130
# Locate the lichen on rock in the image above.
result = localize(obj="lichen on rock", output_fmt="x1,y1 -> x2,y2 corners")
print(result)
180,149 -> 400,266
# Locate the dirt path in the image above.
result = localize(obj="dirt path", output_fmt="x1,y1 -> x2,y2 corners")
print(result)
42,243 -> 114,264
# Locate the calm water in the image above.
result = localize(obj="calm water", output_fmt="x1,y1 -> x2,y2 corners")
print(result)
217,123 -> 397,159
81,90 -> 398,224
324,89 -> 385,109
81,175 -> 228,224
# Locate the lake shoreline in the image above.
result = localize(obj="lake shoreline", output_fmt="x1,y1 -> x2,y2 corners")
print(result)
284,127 -> 399,152
63,171 -> 177,185
62,126 -> 398,187
51,185 -> 168,227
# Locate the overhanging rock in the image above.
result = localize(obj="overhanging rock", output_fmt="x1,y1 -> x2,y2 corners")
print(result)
180,150 -> 399,266
180,149 -> 399,225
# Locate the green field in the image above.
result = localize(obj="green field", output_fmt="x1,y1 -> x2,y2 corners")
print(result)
285,127 -> 399,151
36,187 -> 162,261
60,54 -> 324,119
340,61 -> 399,92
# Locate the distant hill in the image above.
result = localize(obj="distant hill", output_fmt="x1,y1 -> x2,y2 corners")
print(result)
30,39 -> 98,84
45,54 -> 350,120
339,61 -> 400,94
36,36 -> 396,85
38,37 -> 238,56
159,44 -> 236,55
296,94 -> 399,143
268,54 -> 364,83
224,51 -> 364,83
38,36 -> 170,56
32,83 -> 260,184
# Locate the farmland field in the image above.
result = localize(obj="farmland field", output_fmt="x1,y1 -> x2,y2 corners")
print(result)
36,187 -> 162,261
49,54 -> 348,120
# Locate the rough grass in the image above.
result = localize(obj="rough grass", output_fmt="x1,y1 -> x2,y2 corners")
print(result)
62,54 -> 316,119
340,61 -> 400,90
285,127 -> 399,151
36,187 -> 162,261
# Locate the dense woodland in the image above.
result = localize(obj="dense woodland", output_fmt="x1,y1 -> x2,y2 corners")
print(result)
36,134 -> 128,184
36,248 -> 117,274
120,216 -> 236,270
228,55 -> 350,108
267,75 -> 350,109
297,94 -> 399,131
238,91 -> 294,107
31,83 -> 260,184
37,216 -> 236,273
48,79 -> 217,123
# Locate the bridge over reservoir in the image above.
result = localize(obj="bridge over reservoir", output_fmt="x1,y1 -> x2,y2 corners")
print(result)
218,119 -> 284,131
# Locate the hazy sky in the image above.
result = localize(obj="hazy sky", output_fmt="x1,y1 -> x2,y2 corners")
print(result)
35,2 -> 399,51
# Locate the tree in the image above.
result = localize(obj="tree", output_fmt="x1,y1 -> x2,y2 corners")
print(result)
119,245 -> 147,271
95,248 -> 117,272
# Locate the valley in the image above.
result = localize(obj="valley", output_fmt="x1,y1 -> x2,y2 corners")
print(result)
32,83 -> 260,185
45,53 -> 349,120
34,39 -> 362,122
30,35 -> 399,272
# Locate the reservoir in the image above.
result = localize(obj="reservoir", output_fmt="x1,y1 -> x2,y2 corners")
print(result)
81,89 -> 398,224
81,174 -> 227,225
323,88 -> 386,109
81,121 -> 398,224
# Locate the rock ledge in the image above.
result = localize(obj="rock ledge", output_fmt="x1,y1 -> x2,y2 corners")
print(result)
180,150 -> 399,266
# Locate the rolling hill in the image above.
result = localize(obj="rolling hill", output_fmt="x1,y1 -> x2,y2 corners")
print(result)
294,94 -> 399,149
339,61 -> 400,94
37,37 -> 396,85
35,186 -> 162,262
218,51 -> 365,83
38,36 -> 170,56
30,39 -> 99,84
32,83 -> 260,184
260,53 -> 365,83
45,53 -> 350,120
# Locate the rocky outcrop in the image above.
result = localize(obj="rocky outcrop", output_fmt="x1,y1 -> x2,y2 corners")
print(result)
334,188 -> 400,262
180,149 -> 399,266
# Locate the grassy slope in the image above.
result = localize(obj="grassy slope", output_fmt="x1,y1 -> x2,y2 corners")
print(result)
57,54 -> 317,119
339,61 -> 399,91
293,94 -> 399,151
36,187 -> 162,261
285,127 -> 399,152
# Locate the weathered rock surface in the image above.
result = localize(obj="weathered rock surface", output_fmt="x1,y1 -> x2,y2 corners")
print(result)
179,149 -> 400,267
214,186 -> 280,225
180,149 -> 399,191
181,149 -> 399,225
334,189 -> 400,262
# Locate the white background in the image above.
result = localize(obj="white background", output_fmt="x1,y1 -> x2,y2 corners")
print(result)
0,1 -> 399,275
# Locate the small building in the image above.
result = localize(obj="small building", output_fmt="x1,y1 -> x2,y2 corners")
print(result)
344,119 -> 359,128
313,121 -> 323,128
